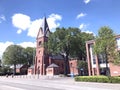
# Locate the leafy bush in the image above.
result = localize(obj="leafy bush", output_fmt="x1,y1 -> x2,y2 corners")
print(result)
75,76 -> 120,83
96,76 -> 109,83
110,77 -> 120,83
75,76 -> 97,82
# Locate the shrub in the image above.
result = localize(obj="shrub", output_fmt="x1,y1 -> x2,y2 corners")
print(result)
74,76 -> 80,81
85,76 -> 97,82
75,76 -> 97,82
74,76 -> 120,83
110,77 -> 120,83
96,76 -> 109,83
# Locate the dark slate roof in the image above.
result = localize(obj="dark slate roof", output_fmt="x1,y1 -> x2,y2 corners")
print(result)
29,65 -> 34,69
50,54 -> 64,60
42,17 -> 49,35
47,63 -> 59,68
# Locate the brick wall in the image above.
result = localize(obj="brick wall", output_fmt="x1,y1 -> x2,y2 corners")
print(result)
69,60 -> 79,75
109,63 -> 120,76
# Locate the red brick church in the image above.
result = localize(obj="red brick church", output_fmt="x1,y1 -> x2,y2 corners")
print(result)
28,17 -> 79,76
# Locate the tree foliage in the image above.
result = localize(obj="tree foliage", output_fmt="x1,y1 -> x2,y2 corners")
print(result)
47,27 -> 94,59
3,45 -> 35,65
0,65 -> 12,75
78,61 -> 88,70
2,45 -> 24,65
47,27 -> 94,75
2,45 -> 24,74
2,45 -> 35,74
94,26 -> 120,64
23,47 -> 36,65
74,32 -> 95,60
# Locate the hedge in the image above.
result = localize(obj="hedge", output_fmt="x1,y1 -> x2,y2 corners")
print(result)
75,76 -> 120,83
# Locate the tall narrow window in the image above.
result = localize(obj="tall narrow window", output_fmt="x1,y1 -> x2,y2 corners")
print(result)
38,50 -> 41,54
38,41 -> 42,46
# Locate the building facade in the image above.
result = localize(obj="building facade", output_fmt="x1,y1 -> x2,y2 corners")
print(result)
32,17 -> 79,76
86,35 -> 120,76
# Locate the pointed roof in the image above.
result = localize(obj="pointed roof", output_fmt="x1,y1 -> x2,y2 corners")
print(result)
49,54 -> 64,60
29,65 -> 34,69
47,63 -> 59,68
42,17 -> 49,34
37,17 -> 50,38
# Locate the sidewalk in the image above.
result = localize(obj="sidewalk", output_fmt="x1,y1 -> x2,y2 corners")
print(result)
0,75 -> 120,90
0,74 -> 73,80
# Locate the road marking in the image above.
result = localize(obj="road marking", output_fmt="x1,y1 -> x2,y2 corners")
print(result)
1,85 -> 26,90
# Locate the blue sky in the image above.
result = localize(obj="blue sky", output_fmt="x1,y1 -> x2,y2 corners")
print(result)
0,0 -> 120,58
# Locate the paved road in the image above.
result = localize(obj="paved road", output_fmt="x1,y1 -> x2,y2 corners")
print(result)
0,76 -> 120,90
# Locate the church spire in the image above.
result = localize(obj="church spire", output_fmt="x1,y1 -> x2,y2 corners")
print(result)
42,17 -> 49,36
37,16 -> 50,38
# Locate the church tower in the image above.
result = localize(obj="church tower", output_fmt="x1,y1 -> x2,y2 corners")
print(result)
34,17 -> 50,75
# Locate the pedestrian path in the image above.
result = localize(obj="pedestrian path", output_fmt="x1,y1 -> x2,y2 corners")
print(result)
0,74 -> 72,80
0,75 -> 120,90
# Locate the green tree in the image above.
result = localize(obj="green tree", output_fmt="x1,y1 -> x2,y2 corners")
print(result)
47,27 -> 71,75
2,45 -> 24,74
93,26 -> 119,76
23,47 -> 36,65
0,65 -> 12,75
47,27 -> 94,75
114,51 -> 120,65
72,32 -> 94,60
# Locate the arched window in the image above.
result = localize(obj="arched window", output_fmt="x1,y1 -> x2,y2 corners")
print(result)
38,50 -> 41,54
38,41 -> 42,46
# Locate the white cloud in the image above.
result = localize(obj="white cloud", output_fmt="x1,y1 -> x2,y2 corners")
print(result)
27,19 -> 43,37
0,41 -> 14,58
17,29 -> 22,34
12,13 -> 62,38
79,23 -> 94,35
12,13 -> 31,32
76,13 -> 87,19
0,15 -> 6,23
0,15 -> 6,21
79,23 -> 87,30
82,30 -> 93,34
84,0 -> 91,4
18,42 -> 36,48
47,14 -> 62,31
27,13 -> 62,37
49,13 -> 62,20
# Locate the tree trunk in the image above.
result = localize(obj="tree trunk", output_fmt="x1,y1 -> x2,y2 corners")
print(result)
13,64 -> 16,75
105,48 -> 110,76
64,53 -> 70,76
